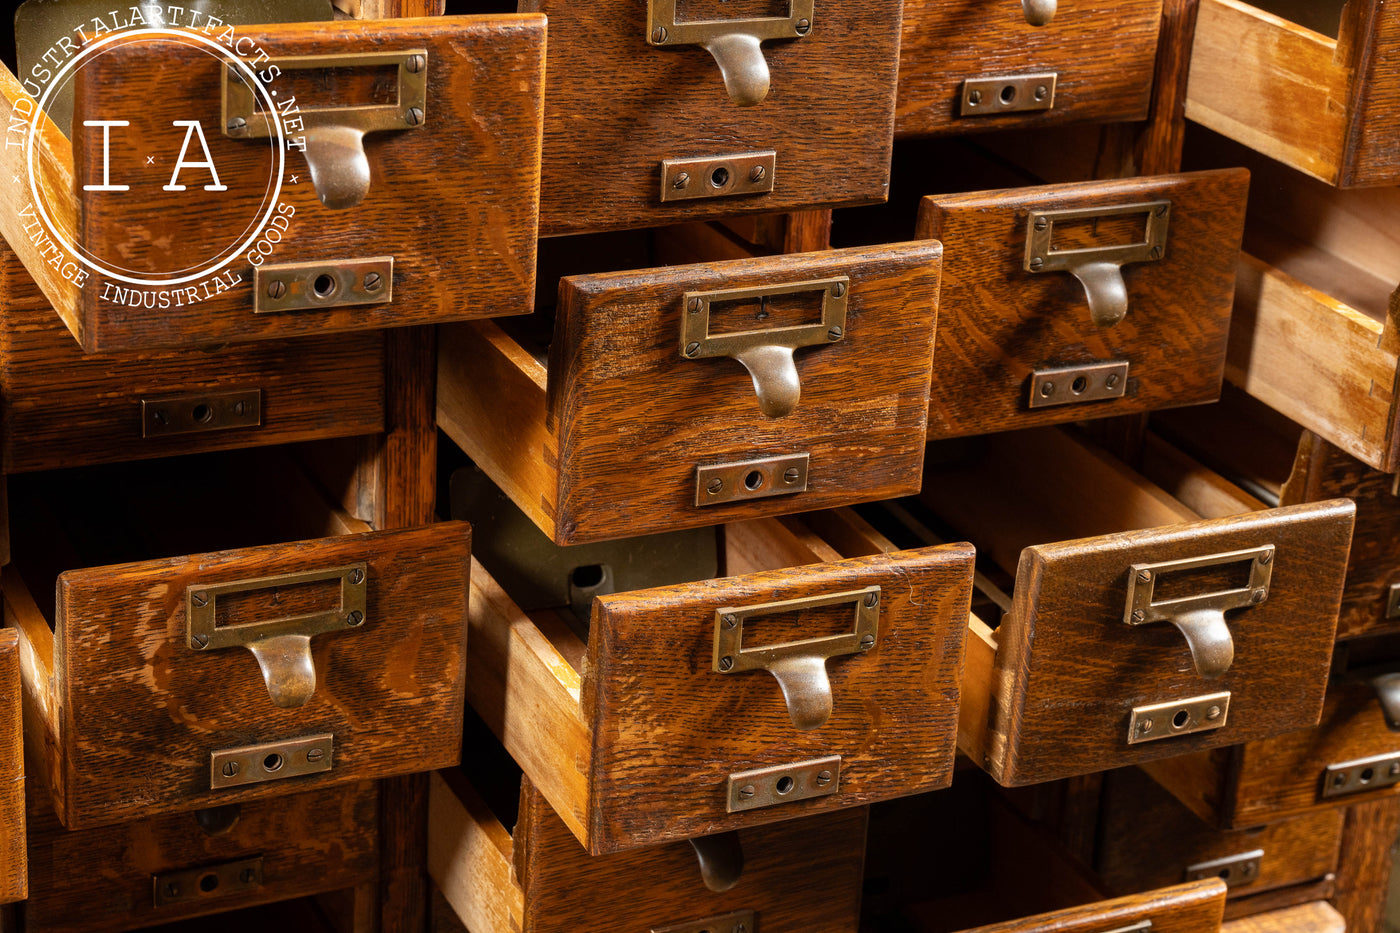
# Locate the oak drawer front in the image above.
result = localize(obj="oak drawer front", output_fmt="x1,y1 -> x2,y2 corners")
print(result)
987,502 -> 1352,786
917,169 -> 1248,439
23,16 -> 544,352
0,630 -> 23,906
896,0 -> 1162,138
7,512 -> 469,829
553,242 -> 940,542
953,880 -> 1227,933
24,779 -> 378,933
525,0 -> 901,236
584,544 -> 972,852
0,249 -> 385,474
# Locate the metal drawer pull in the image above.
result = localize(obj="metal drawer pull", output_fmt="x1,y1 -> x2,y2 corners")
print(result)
647,0 -> 814,106
1123,546 -> 1274,679
186,563 -> 368,708
680,277 -> 849,418
687,833 -> 745,894
1021,0 -> 1056,26
223,50 -> 428,209
1372,672 -> 1400,732
1025,200 -> 1170,327
1105,923 -> 1151,933
713,586 -> 878,730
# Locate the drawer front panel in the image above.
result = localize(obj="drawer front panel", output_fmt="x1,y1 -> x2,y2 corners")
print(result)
518,781 -> 866,933
918,170 -> 1248,439
52,522 -> 468,828
0,630 -> 22,906
896,0 -> 1162,137
955,880 -> 1227,933
24,779 -> 377,933
553,243 -> 939,542
993,501 -> 1352,785
65,16 -> 543,351
585,544 -> 972,851
527,0 -> 902,235
0,251 -> 384,473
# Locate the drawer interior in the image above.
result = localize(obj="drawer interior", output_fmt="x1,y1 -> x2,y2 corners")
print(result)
1246,0 -> 1347,38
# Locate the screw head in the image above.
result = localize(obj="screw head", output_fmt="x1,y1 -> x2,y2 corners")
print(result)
795,17 -> 811,34
233,401 -> 247,416
1131,609 -> 1146,624
1258,550 -> 1273,565
405,107 -> 424,127
815,770 -> 833,786
1334,772 -> 1348,787
722,613 -> 737,629
347,609 -> 365,626
166,882 -> 182,897
1155,204 -> 1170,217
864,592 -> 879,608
1251,588 -> 1267,604
1241,862 -> 1256,877
1206,705 -> 1222,721
1137,569 -> 1152,583
827,326 -> 843,341
1029,257 -> 1044,271
239,868 -> 258,884
266,280 -> 286,300
1139,718 -> 1154,734
192,633 -> 209,650
652,26 -> 667,42
968,89 -> 983,105
1040,381 -> 1055,398
1149,245 -> 1164,260
1034,218 -> 1048,232
673,172 -> 691,190
152,409 -> 169,425
363,272 -> 382,292
221,761 -> 240,777
859,634 -> 876,651
739,784 -> 756,798
706,477 -> 724,495
688,297 -> 703,313
832,282 -> 847,298
718,655 -> 734,671
226,116 -> 246,133
684,341 -> 701,358
407,54 -> 425,73
1034,84 -> 1048,101
1105,373 -> 1120,389
783,467 -> 800,484
1390,762 -> 1399,777
306,747 -> 325,763
749,164 -> 766,183
349,568 -> 365,585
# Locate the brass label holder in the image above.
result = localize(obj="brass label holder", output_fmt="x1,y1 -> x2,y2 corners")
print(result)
713,586 -> 879,729
186,563 -> 367,709
1123,545 -> 1274,679
647,0 -> 814,105
153,856 -> 263,908
223,49 -> 428,209
680,276 -> 848,418
1025,200 -> 1170,327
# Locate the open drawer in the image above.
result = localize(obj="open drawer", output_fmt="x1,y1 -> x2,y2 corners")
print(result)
0,15 -> 545,352
1220,903 -> 1346,933
429,767 -> 867,933
1,449 -> 469,830
1187,0 -> 1400,188
438,241 -> 941,545
458,455 -> 971,853
843,426 -> 1353,786
895,0 -> 1162,138
916,169 -> 1248,439
0,627 -> 22,906
951,881 -> 1227,933
0,242 -> 385,474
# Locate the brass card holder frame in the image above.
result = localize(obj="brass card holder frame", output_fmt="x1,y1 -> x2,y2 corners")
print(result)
1123,546 -> 1274,680
712,586 -> 879,730
186,563 -> 368,709
1024,200 -> 1170,327
646,0 -> 814,106
223,49 -> 428,209
680,276 -> 849,418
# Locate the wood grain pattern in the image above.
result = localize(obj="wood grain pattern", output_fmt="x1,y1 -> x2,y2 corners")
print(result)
23,777 -> 379,933
525,0 -> 901,235
427,771 -> 523,933
1220,901 -> 1346,933
895,0 -> 1161,138
917,170 -> 1247,439
1136,0 -> 1202,176
0,629 -> 23,906
51,16 -> 544,351
1329,795 -> 1400,929
951,880 -> 1227,933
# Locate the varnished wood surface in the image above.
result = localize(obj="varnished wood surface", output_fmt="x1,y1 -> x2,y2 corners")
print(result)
52,16 -> 544,351
895,0 -> 1161,138
526,0 -> 902,235
1136,0 -> 1202,176
23,777 -> 379,933
0,629 -> 23,906
917,170 -> 1248,439
1329,795 -> 1400,930
950,881 -> 1226,933
1220,901 -> 1346,933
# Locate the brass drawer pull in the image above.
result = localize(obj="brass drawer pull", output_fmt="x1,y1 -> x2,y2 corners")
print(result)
186,563 -> 368,708
680,277 -> 849,418
1025,200 -> 1170,327
1123,546 -> 1274,679
222,49 -> 428,209
713,586 -> 879,730
1022,0 -> 1056,26
646,0 -> 814,106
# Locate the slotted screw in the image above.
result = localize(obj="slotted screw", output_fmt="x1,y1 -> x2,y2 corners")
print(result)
1105,373 -> 1120,389
673,172 -> 691,190
815,770 -> 833,786
707,477 -> 724,495
968,89 -> 983,105
1034,84 -> 1048,101
349,568 -> 365,585
152,410 -> 169,426
363,272 -> 382,292
1150,245 -> 1164,260
221,761 -> 239,777
652,26 -> 667,42
794,18 -> 811,34
1258,550 -> 1273,565
1206,705 -> 1222,721
1034,218 -> 1048,232
192,634 -> 209,650
722,614 -> 737,629
407,54 -> 425,73
240,868 -> 258,884
1251,588 -> 1267,604
864,592 -> 879,608
688,297 -> 703,313
306,748 -> 325,763
832,282 -> 847,298
719,656 -> 734,671
166,882 -> 182,898
405,107 -> 424,127
192,591 -> 209,608
1137,569 -> 1152,583
685,341 -> 701,357
1029,257 -> 1044,271
739,784 -> 755,798
859,634 -> 876,650
1131,609 -> 1146,624
226,117 -> 246,133
1139,718 -> 1154,734
783,468 -> 800,484
827,326 -> 843,341
266,280 -> 286,300
347,610 -> 365,626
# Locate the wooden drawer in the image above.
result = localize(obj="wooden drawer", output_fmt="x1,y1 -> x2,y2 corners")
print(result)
948,881 -> 1227,933
438,242 -> 941,544
1,451 -> 469,830
23,777 -> 378,933
881,427 -> 1353,786
460,478 -> 971,853
1220,902 -> 1346,933
0,628 -> 23,906
428,770 -> 867,933
0,15 -> 544,352
916,170 -> 1248,439
896,0 -> 1162,138
525,0 -> 901,236
1188,0 -> 1400,188
0,243 -> 385,474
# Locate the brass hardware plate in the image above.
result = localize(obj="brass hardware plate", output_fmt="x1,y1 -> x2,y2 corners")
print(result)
648,0 -> 814,44
255,257 -> 393,313
142,390 -> 261,438
653,910 -> 756,933
1128,691 -> 1231,745
1027,361 -> 1129,409
960,73 -> 1057,116
1322,751 -> 1400,799
152,856 -> 263,908
727,755 -> 841,812
1125,547 -> 1274,625
223,49 -> 428,138
187,564 -> 367,652
1387,582 -> 1400,618
696,454 -> 809,506
210,733 -> 334,790
1185,849 -> 1264,889
661,152 -> 776,203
